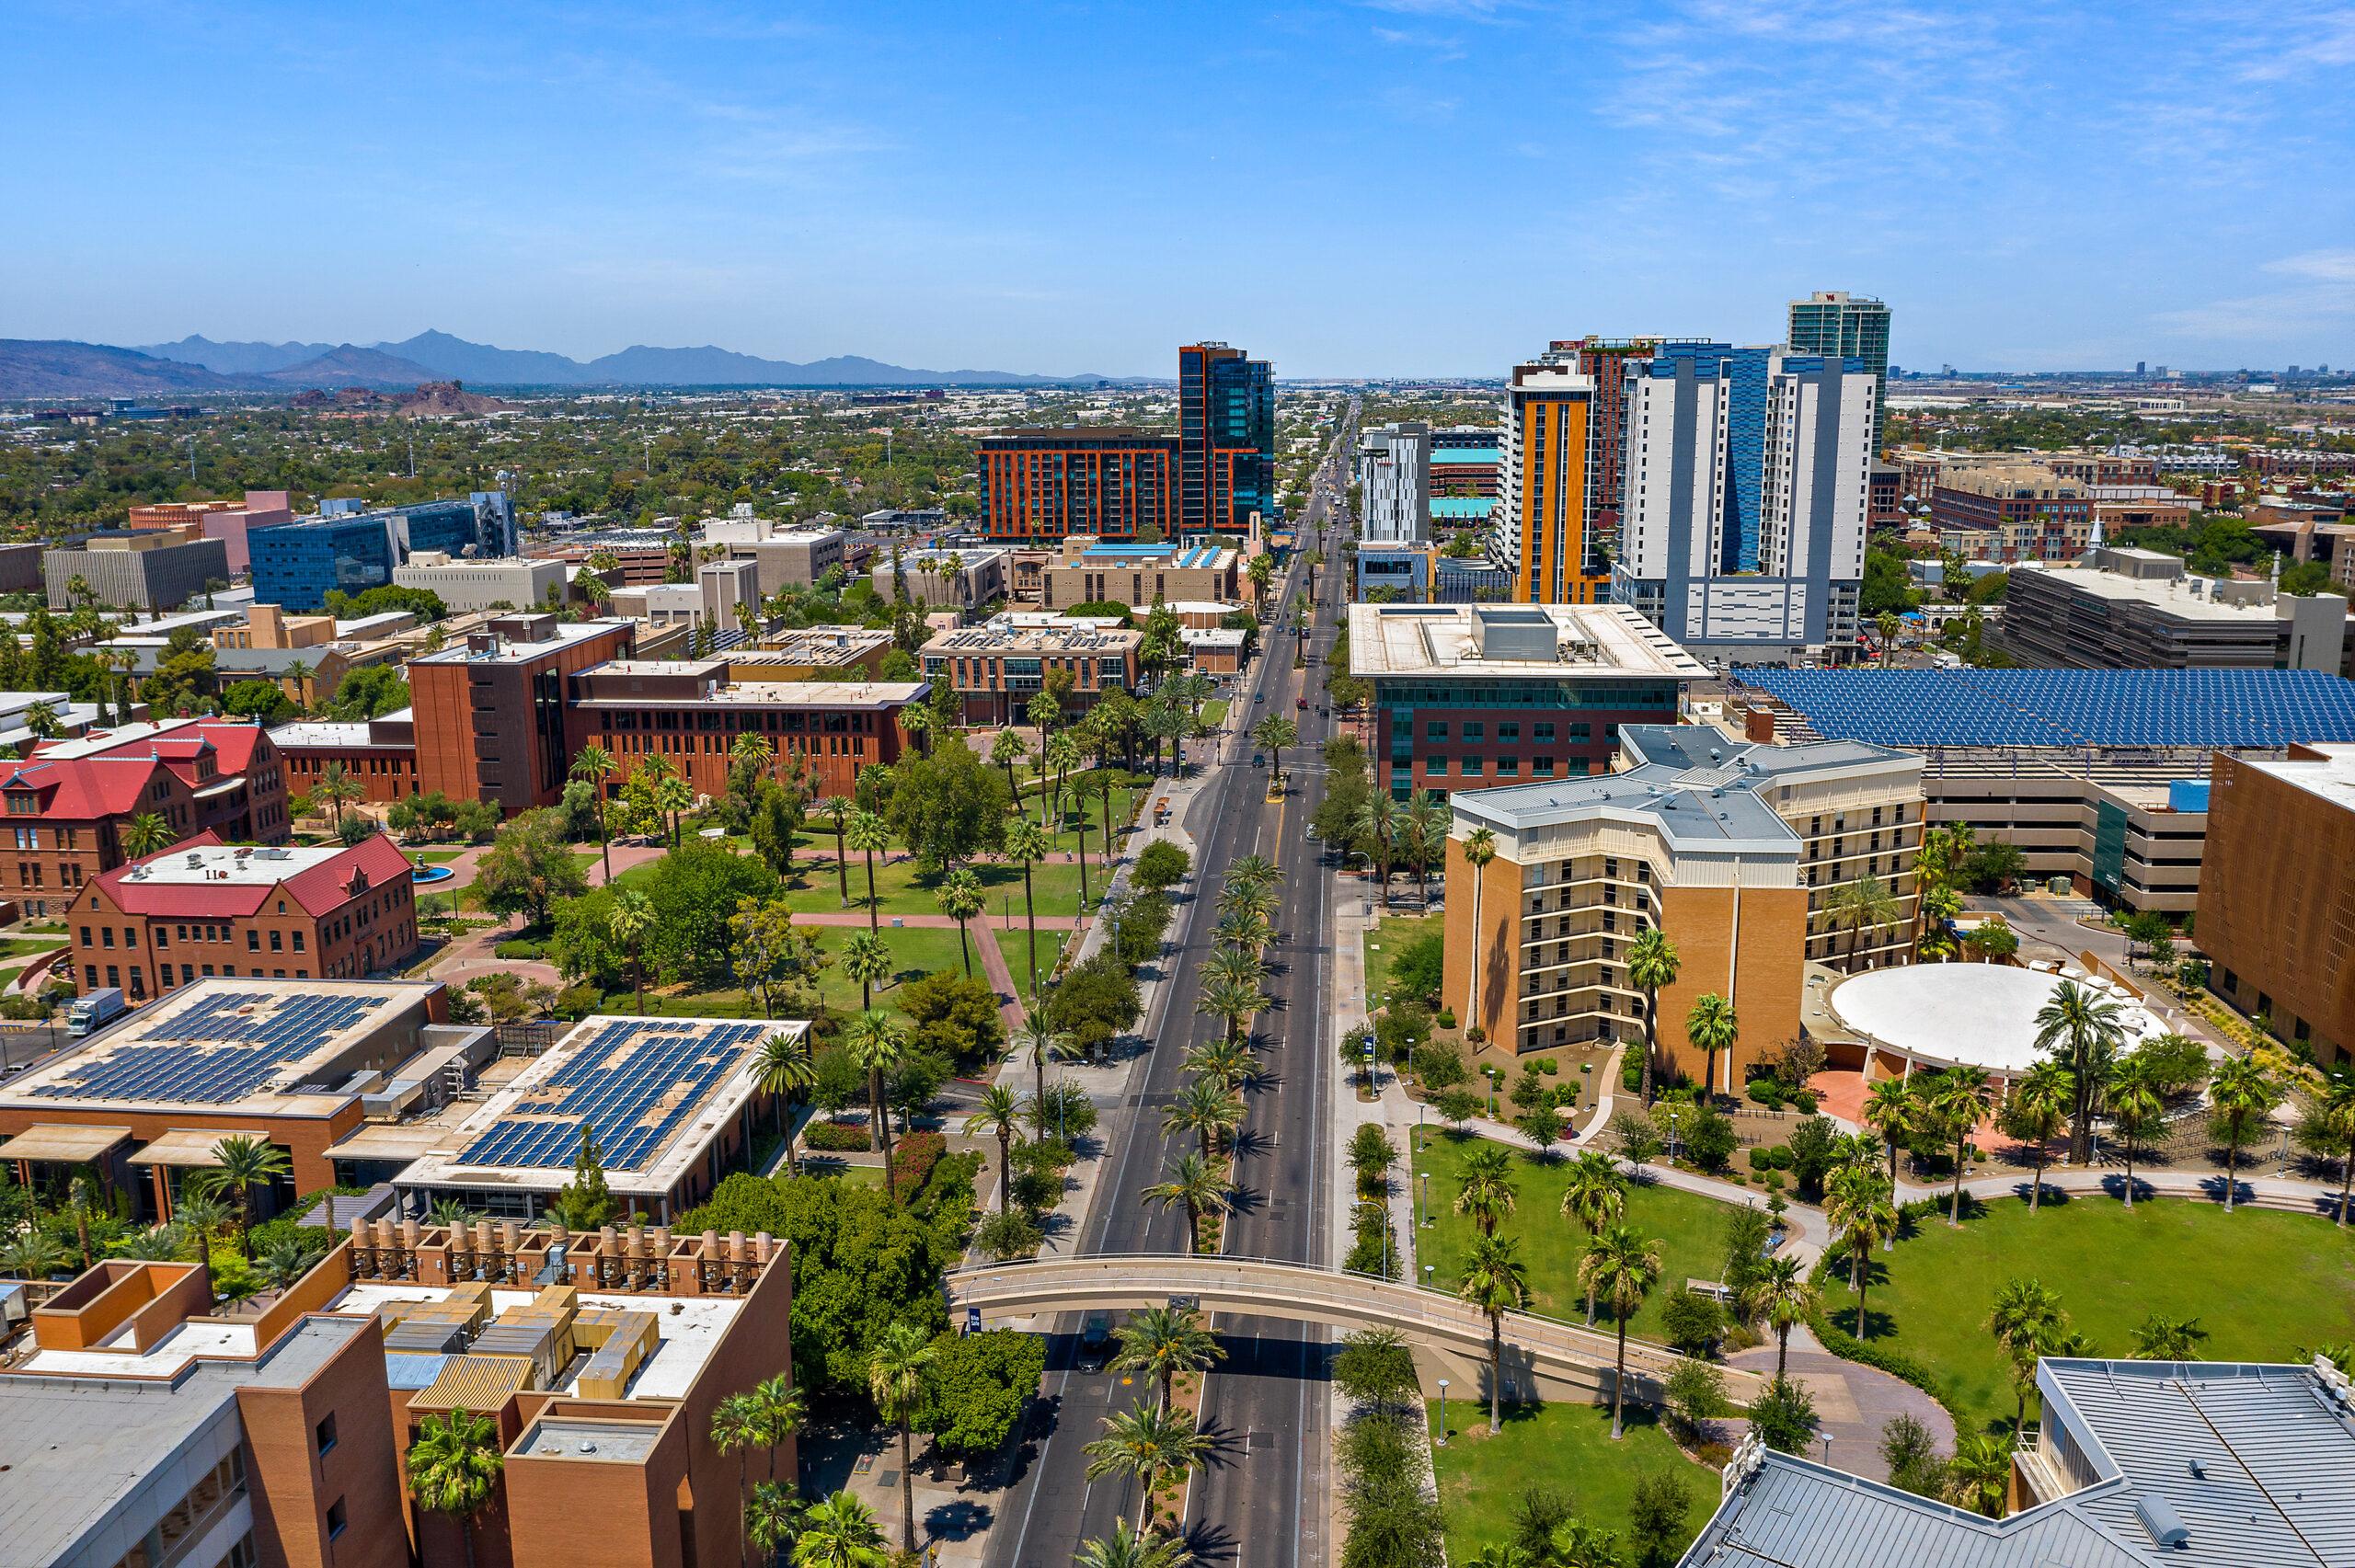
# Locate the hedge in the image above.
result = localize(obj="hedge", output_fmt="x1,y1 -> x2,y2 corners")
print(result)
802,1120 -> 873,1152
891,1131 -> 948,1205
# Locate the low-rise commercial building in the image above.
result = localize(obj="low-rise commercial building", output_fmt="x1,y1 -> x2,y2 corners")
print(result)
2199,742 -> 2355,1066
272,709 -> 421,804
44,530 -> 232,611
732,624 -> 896,681
2000,547 -> 2347,671
127,489 -> 294,573
736,527 -> 846,588
1038,537 -> 1242,612
921,620 -> 1143,727
408,614 -> 638,816
1357,545 -> 1436,602
873,546 -> 1009,610
569,660 -> 923,800
1930,465 -> 2096,563
392,550 -> 569,613
66,831 -> 419,1003
1346,603 -> 1706,801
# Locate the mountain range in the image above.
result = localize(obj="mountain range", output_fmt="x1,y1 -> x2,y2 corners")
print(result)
0,330 -> 1122,400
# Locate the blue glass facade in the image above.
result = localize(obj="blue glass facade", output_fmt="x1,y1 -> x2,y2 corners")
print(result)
248,496 -> 518,610
1720,347 -> 1773,572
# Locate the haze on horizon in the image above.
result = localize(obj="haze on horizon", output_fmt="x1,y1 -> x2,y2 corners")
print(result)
5,0 -> 2351,380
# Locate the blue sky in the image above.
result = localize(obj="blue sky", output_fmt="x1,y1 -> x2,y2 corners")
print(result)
6,1 -> 2352,377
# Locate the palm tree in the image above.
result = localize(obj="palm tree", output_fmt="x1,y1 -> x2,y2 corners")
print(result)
1044,731 -> 1082,826
1164,1076 -> 1241,1161
1825,1162 -> 1899,1340
1402,789 -> 1451,903
1743,1255 -> 1820,1380
2035,979 -> 2127,1162
793,1491 -> 888,1568
2006,1060 -> 2074,1212
1458,1233 -> 1531,1434
1004,816 -> 1051,1000
2208,1052 -> 2281,1211
609,888 -> 654,1014
0,1230 -> 72,1280
1987,1277 -> 2065,1429
1461,825 -> 1499,1035
965,1083 -> 1026,1212
122,809 -> 176,859
1580,1223 -> 1663,1439
407,1406 -> 504,1568
191,1134 -> 291,1259
1925,1067 -> 1991,1225
1454,1144 -> 1519,1238
935,866 -> 986,978
1825,874 -> 1900,967
757,1031 -> 817,1173
1201,946 -> 1267,995
1250,714 -> 1298,786
2130,1311 -> 2208,1361
1011,1015 -> 1077,1112
1143,1151 -> 1228,1253
2106,1052 -> 2167,1209
745,1482 -> 806,1568
1071,770 -> 1095,907
1353,792 -> 1398,908
1112,1304 -> 1224,1412
1945,1433 -> 2012,1518
990,729 -> 1029,807
711,1391 -> 764,1562
841,930 -> 892,1012
867,1320 -> 936,1554
731,727 -> 777,783
316,761 -> 361,830
168,1192 -> 230,1260
817,795 -> 854,908
1626,927 -> 1679,1104
1077,1519 -> 1191,1568
1861,1076 -> 1921,1188
1683,992 -> 1738,1102
750,1374 -> 803,1482
2296,1077 -> 2355,1226
845,1009 -> 905,1185
1083,1405 -> 1214,1533
846,810 -> 890,932
1196,976 -> 1262,1051
571,743 -> 617,884
1183,1037 -> 1254,1094
1557,1150 -> 1626,1323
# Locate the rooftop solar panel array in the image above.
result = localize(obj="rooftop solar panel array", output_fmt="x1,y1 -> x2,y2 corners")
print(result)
29,990 -> 389,1104
1731,668 -> 2355,750
456,1019 -> 767,1173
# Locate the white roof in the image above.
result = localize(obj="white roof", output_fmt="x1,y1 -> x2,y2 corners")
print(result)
1827,962 -> 2168,1074
118,842 -> 347,886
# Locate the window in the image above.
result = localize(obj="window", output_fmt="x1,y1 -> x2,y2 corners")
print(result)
1497,723 -> 1520,740
316,1412 -> 338,1456
1496,758 -> 1519,777
155,928 -> 169,949
1534,722 -> 1556,741
1460,757 -> 1484,777
326,1498 -> 348,1541
247,931 -> 260,952
270,931 -> 282,952
1462,723 -> 1484,740
1425,721 -> 1448,740
293,932 -> 305,953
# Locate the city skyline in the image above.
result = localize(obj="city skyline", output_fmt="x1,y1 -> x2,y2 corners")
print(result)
4,2 -> 2352,377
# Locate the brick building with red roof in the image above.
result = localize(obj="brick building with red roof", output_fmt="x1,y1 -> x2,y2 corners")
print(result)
65,830 -> 418,1003
4,718 -> 290,918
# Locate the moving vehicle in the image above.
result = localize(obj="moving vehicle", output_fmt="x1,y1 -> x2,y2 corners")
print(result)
1296,696 -> 1308,710
68,988 -> 127,1037
1079,1312 -> 1113,1365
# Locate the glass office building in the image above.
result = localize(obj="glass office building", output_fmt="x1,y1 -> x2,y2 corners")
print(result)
1178,342 -> 1275,534
1787,291 -> 1891,446
248,495 -> 519,610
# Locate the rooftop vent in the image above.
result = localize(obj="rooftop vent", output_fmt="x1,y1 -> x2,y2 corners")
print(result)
2134,1493 -> 2190,1550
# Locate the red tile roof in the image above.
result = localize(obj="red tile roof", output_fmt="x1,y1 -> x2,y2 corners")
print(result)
90,830 -> 414,920
0,755 -> 172,819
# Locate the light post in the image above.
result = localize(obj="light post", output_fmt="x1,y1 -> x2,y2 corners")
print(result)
1418,1101 -> 1428,1150
1436,1379 -> 1450,1446
1419,1171 -> 1430,1228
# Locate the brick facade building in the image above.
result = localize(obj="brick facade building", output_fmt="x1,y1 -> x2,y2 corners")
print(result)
568,660 -> 924,801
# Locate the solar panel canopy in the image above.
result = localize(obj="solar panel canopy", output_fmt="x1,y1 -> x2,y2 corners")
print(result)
29,989 -> 389,1105
456,1018 -> 767,1173
1733,668 -> 2355,750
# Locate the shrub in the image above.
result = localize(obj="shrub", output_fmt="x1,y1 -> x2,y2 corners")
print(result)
1536,1057 -> 1558,1075
890,1130 -> 948,1205
1792,1088 -> 1819,1115
1748,1079 -> 1786,1110
1660,1288 -> 1723,1356
1011,1168 -> 1063,1215
1410,1040 -> 1467,1089
1435,1007 -> 1457,1030
1132,839 -> 1191,892
802,1119 -> 873,1152
1682,1104 -> 1740,1172
974,1208 -> 1042,1261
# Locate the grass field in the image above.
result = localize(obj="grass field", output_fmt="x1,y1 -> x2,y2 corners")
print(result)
764,853 -> 1092,921
596,926 -> 976,1021
1363,913 -> 1442,1012
994,927 -> 1064,1000
1827,1194 -> 2355,1430
1429,1400 -> 1714,1562
1415,1134 -> 1747,1345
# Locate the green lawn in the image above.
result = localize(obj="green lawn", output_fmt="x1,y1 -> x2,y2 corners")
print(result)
1430,1399 -> 1714,1562
756,853 -> 1090,921
594,926 -> 977,1022
1200,700 -> 1229,727
413,850 -> 467,864
1363,912 -> 1443,1013
1416,1134 -> 1746,1345
994,927 -> 1065,1000
1828,1195 -> 2355,1431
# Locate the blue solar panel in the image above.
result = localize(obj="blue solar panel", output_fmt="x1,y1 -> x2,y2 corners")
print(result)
456,1019 -> 766,1173
1729,668 -> 2355,751
31,989 -> 390,1105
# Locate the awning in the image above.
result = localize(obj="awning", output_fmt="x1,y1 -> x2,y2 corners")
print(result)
125,1128 -> 271,1170
0,1124 -> 133,1163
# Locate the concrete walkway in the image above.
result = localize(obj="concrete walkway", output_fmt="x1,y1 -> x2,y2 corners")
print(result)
1723,1343 -> 1955,1482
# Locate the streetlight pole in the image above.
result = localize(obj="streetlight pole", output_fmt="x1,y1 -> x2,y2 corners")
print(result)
1419,1171 -> 1430,1227
1436,1379 -> 1450,1446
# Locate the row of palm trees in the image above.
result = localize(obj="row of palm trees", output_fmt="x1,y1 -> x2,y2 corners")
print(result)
1071,1309 -> 1226,1559
1349,788 -> 1453,910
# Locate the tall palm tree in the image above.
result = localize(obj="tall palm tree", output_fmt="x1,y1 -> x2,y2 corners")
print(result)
711,1392 -> 764,1563
1458,1233 -> 1531,1434
2106,1052 -> 2167,1209
1824,874 -> 1900,967
1196,976 -> 1263,1051
2007,1060 -> 2074,1212
2034,979 -> 2126,1162
793,1491 -> 888,1568
1044,731 -> 1082,827
1557,1150 -> 1627,1323
1111,1304 -> 1224,1411
1403,789 -> 1451,903
845,1009 -> 905,1185
609,888 -> 654,1014
572,743 -> 618,884
1201,947 -> 1268,996
935,867 -> 986,979
1005,816 -> 1051,1001
407,1406 -> 505,1568
750,1375 -> 803,1482
316,761 -> 360,830
1462,825 -> 1498,1037
1182,1038 -> 1255,1094
1083,1405 -> 1214,1534
191,1134 -> 291,1259
1861,1077 -> 1922,1188
1076,1519 -> 1191,1568
1625,927 -> 1679,1105
1454,1144 -> 1519,1238
756,1031 -> 817,1173
991,729 -> 1029,807
1227,853 -> 1279,895
1143,1151 -> 1228,1253
1743,1255 -> 1820,1380
1071,770 -> 1095,907
867,1320 -> 936,1554
2208,1052 -> 2281,1212
1164,1076 -> 1241,1161
1683,991 -> 1739,1102
1987,1277 -> 2065,1430
900,701 -> 934,759
846,810 -> 890,933
1580,1222 -> 1663,1439
1925,1067 -> 1992,1225
841,931 -> 892,1013
965,1084 -> 1026,1211
745,1482 -> 806,1568
1011,1015 -> 1077,1112
122,810 -> 176,859
1826,1162 -> 1898,1340
821,795 -> 855,907
1353,792 -> 1398,908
